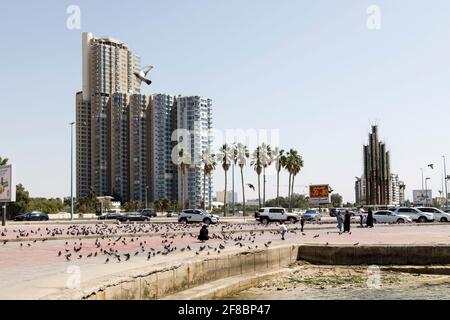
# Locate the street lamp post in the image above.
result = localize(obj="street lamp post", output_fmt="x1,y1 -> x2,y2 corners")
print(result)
232,162 -> 235,215
425,177 -> 431,206
145,186 -> 148,208
70,122 -> 75,221
443,156 -> 448,207
420,168 -> 424,191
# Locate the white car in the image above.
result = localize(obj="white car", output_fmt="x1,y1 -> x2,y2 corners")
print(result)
178,209 -> 219,225
255,207 -> 300,224
416,207 -> 450,222
390,207 -> 434,223
372,210 -> 413,224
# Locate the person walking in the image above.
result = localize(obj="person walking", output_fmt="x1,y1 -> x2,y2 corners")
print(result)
366,208 -> 374,228
198,225 -> 209,242
280,222 -> 288,240
336,211 -> 343,234
358,208 -> 364,227
300,215 -> 305,232
343,210 -> 351,233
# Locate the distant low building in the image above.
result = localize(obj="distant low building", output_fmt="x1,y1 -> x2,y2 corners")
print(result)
216,190 -> 238,205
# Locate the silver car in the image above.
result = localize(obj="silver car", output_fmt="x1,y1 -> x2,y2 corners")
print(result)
178,209 -> 219,225
416,207 -> 450,222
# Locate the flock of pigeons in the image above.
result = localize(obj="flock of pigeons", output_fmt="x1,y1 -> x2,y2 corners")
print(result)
1,221 -> 360,265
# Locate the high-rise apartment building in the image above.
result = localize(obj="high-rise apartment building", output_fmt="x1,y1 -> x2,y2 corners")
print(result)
76,32 -> 149,202
76,32 -> 213,207
149,94 -> 178,202
176,96 -> 213,208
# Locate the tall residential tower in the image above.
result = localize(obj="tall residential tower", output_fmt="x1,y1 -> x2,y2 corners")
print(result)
76,32 -> 150,202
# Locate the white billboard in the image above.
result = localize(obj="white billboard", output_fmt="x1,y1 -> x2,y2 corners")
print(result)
0,165 -> 15,202
413,189 -> 432,205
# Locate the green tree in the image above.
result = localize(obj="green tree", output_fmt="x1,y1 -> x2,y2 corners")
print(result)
218,144 -> 232,216
233,143 -> 249,215
331,193 -> 343,208
122,200 -> 144,212
76,186 -> 97,213
251,146 -> 263,208
8,184 -> 30,217
285,149 -> 304,211
260,143 -> 272,207
176,148 -> 191,210
202,148 -> 216,210
0,157 -> 8,166
273,148 -> 287,206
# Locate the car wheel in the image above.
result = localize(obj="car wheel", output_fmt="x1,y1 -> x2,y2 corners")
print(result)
288,217 -> 296,224
179,218 -> 188,224
397,218 -> 405,224
418,216 -> 427,223
373,219 -> 377,224
203,218 -> 211,225
261,218 -> 269,225
440,217 -> 448,222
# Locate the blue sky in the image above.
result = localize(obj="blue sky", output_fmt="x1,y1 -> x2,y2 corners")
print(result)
1,0 -> 450,202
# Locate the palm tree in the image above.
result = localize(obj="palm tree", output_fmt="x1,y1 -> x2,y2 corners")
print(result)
0,157 -> 8,166
285,149 -> 297,211
177,148 -> 191,210
286,149 -> 304,211
202,148 -> 216,210
233,143 -> 250,216
273,148 -> 286,206
218,144 -> 232,216
260,143 -> 272,207
251,146 -> 263,208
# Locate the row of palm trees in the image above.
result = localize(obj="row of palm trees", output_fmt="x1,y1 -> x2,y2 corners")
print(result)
178,144 -> 304,215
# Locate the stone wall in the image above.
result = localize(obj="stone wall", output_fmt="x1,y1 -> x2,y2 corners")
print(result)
84,244 -> 299,300
297,244 -> 450,265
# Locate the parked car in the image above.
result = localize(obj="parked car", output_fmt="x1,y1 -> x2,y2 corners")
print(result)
416,207 -> 450,222
139,208 -> 157,218
117,212 -> 150,222
302,209 -> 322,222
14,211 -> 49,221
372,210 -> 413,224
255,207 -> 300,224
178,209 -> 219,225
389,207 -> 434,223
98,212 -> 121,220
330,208 -> 355,217
166,211 -> 179,217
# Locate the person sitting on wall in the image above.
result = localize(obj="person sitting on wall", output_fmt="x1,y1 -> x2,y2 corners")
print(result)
198,225 -> 209,242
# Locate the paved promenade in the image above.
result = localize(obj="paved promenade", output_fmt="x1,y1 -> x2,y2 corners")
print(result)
1,222 -> 449,299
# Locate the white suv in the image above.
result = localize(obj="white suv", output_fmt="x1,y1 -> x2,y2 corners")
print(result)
390,207 -> 434,223
416,207 -> 450,222
178,209 -> 219,225
255,207 -> 300,224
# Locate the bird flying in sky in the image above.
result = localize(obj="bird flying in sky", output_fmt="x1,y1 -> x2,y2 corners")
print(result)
134,66 -> 153,85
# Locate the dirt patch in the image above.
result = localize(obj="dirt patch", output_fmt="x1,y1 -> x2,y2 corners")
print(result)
253,262 -> 450,291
